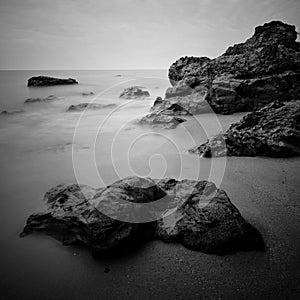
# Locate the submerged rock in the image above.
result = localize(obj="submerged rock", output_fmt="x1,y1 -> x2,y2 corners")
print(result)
21,176 -> 264,255
189,100 -> 300,157
138,112 -> 186,129
28,76 -> 78,87
67,103 -> 116,112
24,95 -> 60,103
120,86 -> 150,99
153,21 -> 300,115
1,110 -> 24,116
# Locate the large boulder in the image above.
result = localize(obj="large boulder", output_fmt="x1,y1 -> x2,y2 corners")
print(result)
189,100 -> 300,157
28,76 -> 78,87
21,176 -> 264,255
153,21 -> 300,115
120,86 -> 150,99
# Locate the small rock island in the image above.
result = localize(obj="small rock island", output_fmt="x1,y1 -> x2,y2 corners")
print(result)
27,76 -> 78,87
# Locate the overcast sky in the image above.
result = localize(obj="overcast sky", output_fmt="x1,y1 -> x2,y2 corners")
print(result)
0,0 -> 299,70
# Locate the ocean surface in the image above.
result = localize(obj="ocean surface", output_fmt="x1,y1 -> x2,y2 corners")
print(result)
0,70 -> 299,299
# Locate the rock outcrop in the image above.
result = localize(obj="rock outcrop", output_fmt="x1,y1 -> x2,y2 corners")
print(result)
120,86 -> 150,99
25,95 -> 60,103
67,103 -> 116,112
28,76 -> 78,87
189,100 -> 300,157
21,176 -> 264,255
153,21 -> 300,115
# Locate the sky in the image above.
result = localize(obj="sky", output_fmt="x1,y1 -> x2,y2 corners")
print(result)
0,0 -> 299,70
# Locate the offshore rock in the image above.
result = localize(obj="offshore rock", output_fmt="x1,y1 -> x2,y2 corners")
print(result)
28,76 -> 78,87
120,86 -> 150,99
67,103 -> 116,112
24,95 -> 60,103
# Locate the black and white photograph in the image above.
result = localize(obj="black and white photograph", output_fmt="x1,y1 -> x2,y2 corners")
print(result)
0,0 -> 299,299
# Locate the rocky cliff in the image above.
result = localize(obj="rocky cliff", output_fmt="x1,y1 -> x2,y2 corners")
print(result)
156,21 -> 300,115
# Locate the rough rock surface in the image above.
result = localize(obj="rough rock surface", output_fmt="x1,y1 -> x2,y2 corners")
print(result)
21,176 -> 264,255
28,76 -> 78,87
25,95 -> 60,103
67,103 -> 116,112
153,21 -> 300,115
189,100 -> 300,157
120,86 -> 150,99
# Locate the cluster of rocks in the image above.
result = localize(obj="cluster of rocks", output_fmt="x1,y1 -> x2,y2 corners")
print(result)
67,103 -> 116,112
189,100 -> 300,157
119,86 -> 150,99
21,176 -> 264,255
152,21 -> 300,115
27,76 -> 78,87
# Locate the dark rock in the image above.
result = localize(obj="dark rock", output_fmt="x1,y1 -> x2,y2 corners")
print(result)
67,103 -> 116,112
82,92 -> 94,96
189,100 -> 300,157
138,112 -> 186,129
104,268 -> 110,273
115,74 -> 122,77
24,95 -> 60,104
28,76 -> 78,87
21,176 -> 264,255
154,21 -> 300,115
120,86 -> 150,99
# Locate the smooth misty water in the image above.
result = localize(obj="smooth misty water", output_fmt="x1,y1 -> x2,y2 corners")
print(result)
0,70 -> 299,299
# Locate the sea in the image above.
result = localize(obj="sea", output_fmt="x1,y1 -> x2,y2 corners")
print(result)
1,70 -> 298,299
